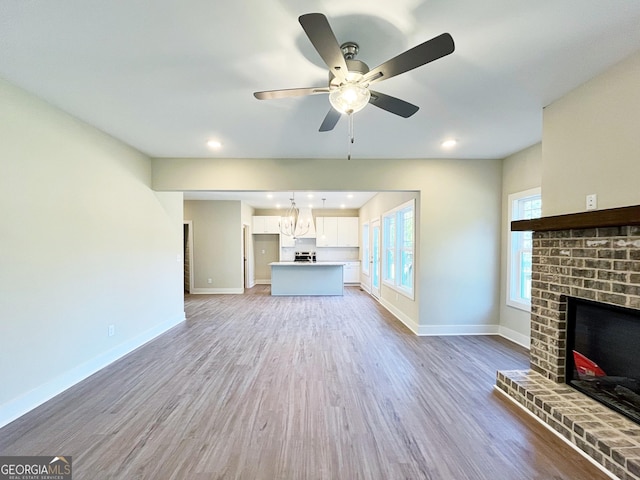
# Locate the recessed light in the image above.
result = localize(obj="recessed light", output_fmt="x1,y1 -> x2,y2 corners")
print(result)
340,204 -> 346,209
441,139 -> 457,149
207,139 -> 222,149
267,194 -> 273,199
347,194 -> 354,199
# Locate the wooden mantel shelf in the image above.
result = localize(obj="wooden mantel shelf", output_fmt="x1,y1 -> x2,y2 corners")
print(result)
511,205 -> 640,232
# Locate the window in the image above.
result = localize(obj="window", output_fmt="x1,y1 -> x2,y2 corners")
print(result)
507,188 -> 541,310
362,222 -> 370,275
382,200 -> 414,299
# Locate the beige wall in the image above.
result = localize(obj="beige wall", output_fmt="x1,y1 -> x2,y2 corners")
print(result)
154,157 -> 503,334
542,50 -> 640,216
0,78 -> 184,427
253,234 -> 279,282
241,202 -> 255,287
183,200 -> 243,292
499,143 -> 542,346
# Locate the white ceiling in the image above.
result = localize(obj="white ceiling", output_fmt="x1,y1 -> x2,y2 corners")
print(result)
1,1 -> 640,162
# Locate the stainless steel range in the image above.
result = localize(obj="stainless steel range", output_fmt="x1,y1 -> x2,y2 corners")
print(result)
294,251 -> 316,263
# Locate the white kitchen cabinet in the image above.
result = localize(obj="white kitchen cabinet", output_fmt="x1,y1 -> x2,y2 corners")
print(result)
337,217 -> 359,247
343,262 -> 360,284
316,217 -> 358,247
316,217 -> 337,247
252,216 -> 281,234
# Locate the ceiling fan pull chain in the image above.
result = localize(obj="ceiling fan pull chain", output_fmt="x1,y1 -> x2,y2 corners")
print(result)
347,114 -> 355,160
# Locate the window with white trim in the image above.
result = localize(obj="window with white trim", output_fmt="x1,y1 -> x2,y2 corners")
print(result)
382,200 -> 414,299
507,188 -> 541,310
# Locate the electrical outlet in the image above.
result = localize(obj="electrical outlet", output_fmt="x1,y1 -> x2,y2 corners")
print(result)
586,193 -> 597,211
108,324 -> 115,337
207,278 -> 212,284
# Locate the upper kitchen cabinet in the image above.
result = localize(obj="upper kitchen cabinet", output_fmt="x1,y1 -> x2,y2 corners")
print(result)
316,217 -> 359,247
336,217 -> 359,247
252,215 -> 281,234
316,217 -> 337,247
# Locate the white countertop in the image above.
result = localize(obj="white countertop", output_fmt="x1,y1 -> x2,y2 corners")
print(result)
269,262 -> 346,266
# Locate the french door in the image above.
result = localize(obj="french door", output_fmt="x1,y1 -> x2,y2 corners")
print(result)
371,218 -> 381,298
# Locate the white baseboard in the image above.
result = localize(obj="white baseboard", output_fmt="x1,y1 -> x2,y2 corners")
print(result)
0,313 -> 185,429
191,287 -> 244,294
254,279 -> 271,285
376,295 -> 531,348
498,326 -> 530,349
377,297 -> 509,339
416,323 -> 500,336
378,297 -> 420,334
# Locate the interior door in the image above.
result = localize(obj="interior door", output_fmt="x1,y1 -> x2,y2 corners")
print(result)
371,218 -> 381,299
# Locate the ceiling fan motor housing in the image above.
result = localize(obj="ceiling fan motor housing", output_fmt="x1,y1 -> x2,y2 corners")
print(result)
329,59 -> 370,88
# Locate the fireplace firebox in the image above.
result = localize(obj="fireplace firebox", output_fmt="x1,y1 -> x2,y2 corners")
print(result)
567,296 -> 640,425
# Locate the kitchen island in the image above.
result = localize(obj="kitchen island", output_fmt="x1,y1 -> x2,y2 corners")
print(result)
269,262 -> 344,296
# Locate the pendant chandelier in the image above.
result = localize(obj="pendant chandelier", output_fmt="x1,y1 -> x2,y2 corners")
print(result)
280,193 -> 310,238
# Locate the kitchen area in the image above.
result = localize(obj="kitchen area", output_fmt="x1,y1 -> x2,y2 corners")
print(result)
252,206 -> 361,295
183,192 -> 377,296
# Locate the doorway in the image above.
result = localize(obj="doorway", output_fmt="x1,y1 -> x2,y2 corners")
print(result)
183,221 -> 194,294
242,224 -> 250,290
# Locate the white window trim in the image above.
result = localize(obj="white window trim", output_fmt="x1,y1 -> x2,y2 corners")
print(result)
382,199 -> 415,300
506,187 -> 541,311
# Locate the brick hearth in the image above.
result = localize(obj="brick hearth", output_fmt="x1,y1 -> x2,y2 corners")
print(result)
497,223 -> 640,480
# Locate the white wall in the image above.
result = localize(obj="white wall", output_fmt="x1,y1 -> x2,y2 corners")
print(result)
153,157 -> 503,335
542,50 -> 640,216
499,143 -> 542,347
0,78 -> 185,427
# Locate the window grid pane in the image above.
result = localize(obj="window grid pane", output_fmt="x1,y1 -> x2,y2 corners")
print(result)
509,192 -> 541,308
382,201 -> 414,297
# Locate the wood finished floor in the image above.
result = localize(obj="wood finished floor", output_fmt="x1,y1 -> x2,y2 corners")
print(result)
0,286 -> 610,479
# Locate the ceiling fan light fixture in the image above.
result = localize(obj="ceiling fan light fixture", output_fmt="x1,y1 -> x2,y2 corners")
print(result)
329,83 -> 370,115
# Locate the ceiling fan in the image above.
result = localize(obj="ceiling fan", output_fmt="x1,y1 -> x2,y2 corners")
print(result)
253,13 -> 455,132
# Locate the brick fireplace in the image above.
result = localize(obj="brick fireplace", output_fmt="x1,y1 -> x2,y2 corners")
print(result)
496,206 -> 640,480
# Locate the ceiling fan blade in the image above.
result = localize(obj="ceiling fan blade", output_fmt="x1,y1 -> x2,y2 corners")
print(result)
254,87 -> 329,100
319,108 -> 341,132
299,13 -> 348,82
362,33 -> 455,85
368,91 -> 419,118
